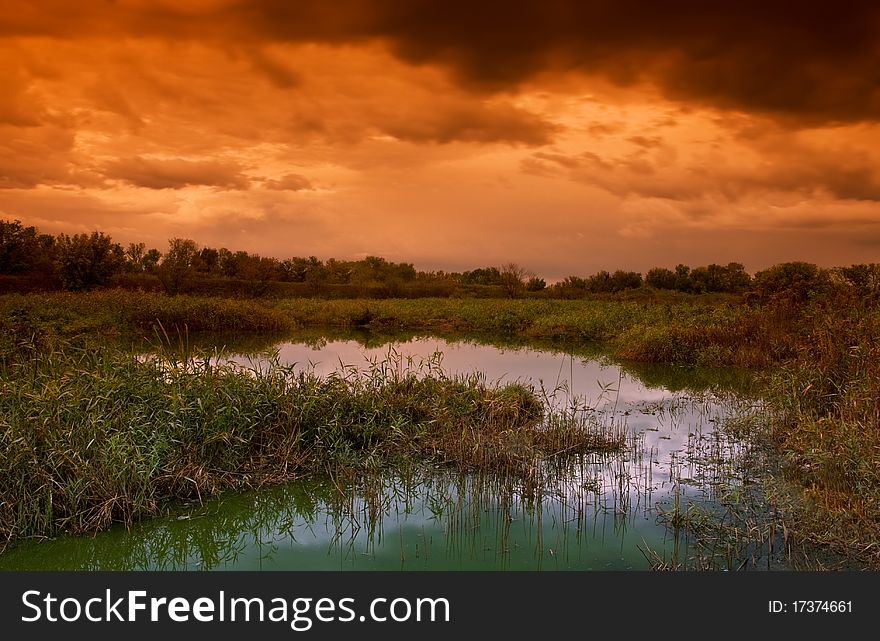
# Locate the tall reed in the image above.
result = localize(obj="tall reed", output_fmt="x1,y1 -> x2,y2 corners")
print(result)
0,336 -> 621,543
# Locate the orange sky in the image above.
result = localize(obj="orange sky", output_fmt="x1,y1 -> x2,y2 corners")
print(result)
2,0 -> 880,279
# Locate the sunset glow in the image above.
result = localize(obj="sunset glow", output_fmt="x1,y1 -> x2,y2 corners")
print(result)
2,1 -> 880,279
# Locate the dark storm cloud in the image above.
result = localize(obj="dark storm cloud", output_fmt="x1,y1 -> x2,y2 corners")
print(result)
262,173 -> 313,191
3,1 -> 879,125
756,157 -> 880,202
0,123 -> 88,189
253,0 -> 880,125
85,84 -> 145,128
104,156 -> 251,190
0,66 -> 45,127
628,136 -> 663,149
523,143 -> 880,204
376,102 -> 558,145
246,48 -> 302,89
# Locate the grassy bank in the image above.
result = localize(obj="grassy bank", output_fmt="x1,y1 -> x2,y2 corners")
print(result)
760,308 -> 880,565
0,337 -> 620,543
636,300 -> 880,568
0,290 -> 785,367
277,296 -> 776,366
3,290 -> 879,565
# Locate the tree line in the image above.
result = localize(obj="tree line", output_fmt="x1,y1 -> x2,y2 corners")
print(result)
1,218 -> 878,301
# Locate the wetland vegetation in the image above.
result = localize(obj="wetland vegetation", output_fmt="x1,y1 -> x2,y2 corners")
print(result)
2,218 -> 880,568
0,331 -> 742,570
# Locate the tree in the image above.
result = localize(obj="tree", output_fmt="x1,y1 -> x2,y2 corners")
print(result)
500,262 -> 528,298
610,270 -> 642,291
646,267 -> 677,290
280,256 -> 326,283
674,264 -> 695,292
235,253 -> 281,295
197,247 -> 220,274
839,263 -> 880,298
721,262 -> 751,293
143,248 -> 161,273
124,242 -> 147,272
158,238 -> 199,294
459,267 -> 503,286
324,258 -> 352,284
548,275 -> 587,299
690,263 -> 750,293
526,276 -> 546,292
55,232 -> 124,290
586,270 -> 613,293
689,265 -> 717,293
753,262 -> 827,304
0,219 -> 43,274
351,255 -> 390,287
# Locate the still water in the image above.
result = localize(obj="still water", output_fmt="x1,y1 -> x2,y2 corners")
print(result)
0,333 -> 754,570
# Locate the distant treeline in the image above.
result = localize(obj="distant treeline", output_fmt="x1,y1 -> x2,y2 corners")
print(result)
2,218 -> 879,301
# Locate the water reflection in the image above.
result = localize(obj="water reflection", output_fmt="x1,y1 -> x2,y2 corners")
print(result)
0,459 -> 689,571
0,332 -> 760,571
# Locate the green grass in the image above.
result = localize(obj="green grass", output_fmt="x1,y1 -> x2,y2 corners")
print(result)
759,308 -> 880,565
3,289 -> 880,565
639,299 -> 880,569
0,290 -> 775,367
0,336 -> 620,542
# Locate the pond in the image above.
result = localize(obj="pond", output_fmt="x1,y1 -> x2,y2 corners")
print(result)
0,331 -> 765,571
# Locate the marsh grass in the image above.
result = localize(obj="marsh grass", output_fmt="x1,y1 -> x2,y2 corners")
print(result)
1,291 -> 771,366
642,400 -> 793,571
5,290 -> 880,566
0,456 -> 641,570
0,333 -> 622,544
646,381 -> 879,570
0,291 -> 291,342
760,307 -> 880,565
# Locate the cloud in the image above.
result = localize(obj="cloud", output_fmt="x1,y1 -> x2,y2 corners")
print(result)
0,123 -> 92,189
523,148 -> 690,200
4,2 -> 880,277
262,173 -> 313,191
85,84 -> 145,129
753,156 -> 880,203
325,1 -> 880,126
104,156 -> 251,190
245,47 -> 302,89
523,119 -> 880,205
0,68 -> 43,126
376,100 -> 557,145
0,186 -> 174,245
3,1 -> 878,125
3,37 -> 558,151
628,136 -> 662,148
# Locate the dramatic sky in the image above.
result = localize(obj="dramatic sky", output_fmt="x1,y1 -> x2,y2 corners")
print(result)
2,0 -> 880,278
